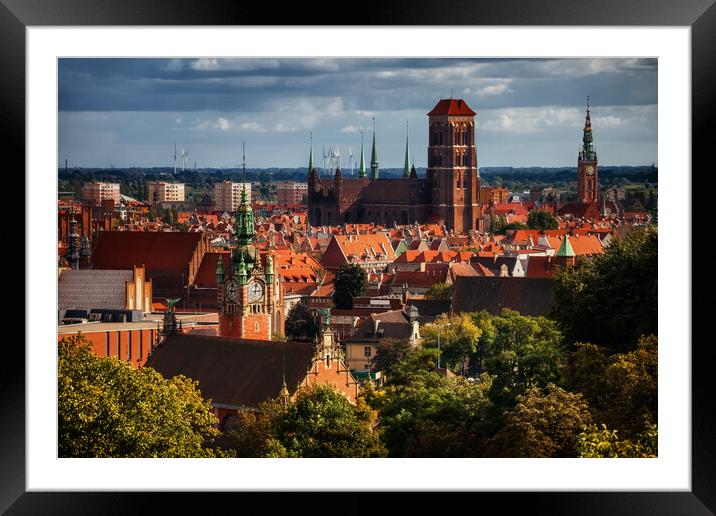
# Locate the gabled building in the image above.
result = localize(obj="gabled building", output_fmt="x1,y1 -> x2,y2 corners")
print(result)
145,323 -> 359,430
321,233 -> 396,272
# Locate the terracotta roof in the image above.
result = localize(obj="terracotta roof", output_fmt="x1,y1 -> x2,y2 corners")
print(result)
93,231 -> 205,273
348,310 -> 414,341
194,252 -> 230,288
146,333 -> 315,408
391,269 -> 447,288
427,98 -> 476,116
546,234 -> 604,256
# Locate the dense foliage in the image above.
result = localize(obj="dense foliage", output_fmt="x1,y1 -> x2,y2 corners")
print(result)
284,303 -> 319,341
58,335 -> 222,457
227,384 -> 386,458
424,282 -> 454,300
527,210 -> 559,230
332,263 -> 368,309
552,227 -> 657,353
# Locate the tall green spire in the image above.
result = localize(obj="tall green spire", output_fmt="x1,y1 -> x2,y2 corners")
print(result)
556,234 -> 576,257
216,255 -> 224,284
579,96 -> 596,161
370,117 -> 379,180
233,142 -> 256,269
358,131 -> 367,177
308,132 -> 314,173
403,120 -> 410,177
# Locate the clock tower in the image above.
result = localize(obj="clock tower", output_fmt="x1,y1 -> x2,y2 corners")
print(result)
577,97 -> 599,205
217,185 -> 283,340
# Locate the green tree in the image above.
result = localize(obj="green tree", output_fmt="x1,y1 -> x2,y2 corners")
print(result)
552,227 -> 657,353
424,282 -> 454,300
58,335 -> 221,457
284,303 -> 318,341
332,263 -> 368,309
577,422 -> 658,458
486,383 -> 592,457
371,338 -> 414,376
471,309 -> 567,409
493,221 -> 528,235
421,313 -> 482,374
163,207 -> 173,225
568,335 -> 657,436
267,384 -> 386,458
527,210 -> 559,230
370,369 -> 494,457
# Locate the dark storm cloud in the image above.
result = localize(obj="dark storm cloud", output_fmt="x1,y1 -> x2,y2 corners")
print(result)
59,58 -> 657,112
58,58 -> 658,167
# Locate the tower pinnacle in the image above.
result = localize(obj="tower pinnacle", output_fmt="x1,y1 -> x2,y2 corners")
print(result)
308,132 -> 314,173
358,131 -> 367,177
370,117 -> 379,180
403,120 -> 411,178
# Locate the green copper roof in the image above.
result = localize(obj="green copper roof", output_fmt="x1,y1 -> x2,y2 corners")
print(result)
403,129 -> 410,177
556,234 -> 576,257
308,138 -> 314,172
371,130 -> 378,164
265,253 -> 274,278
358,133 -> 367,177
370,123 -> 379,180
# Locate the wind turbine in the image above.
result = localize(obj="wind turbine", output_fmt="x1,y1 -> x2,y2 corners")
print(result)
347,147 -> 354,175
180,148 -> 191,172
170,143 -> 178,175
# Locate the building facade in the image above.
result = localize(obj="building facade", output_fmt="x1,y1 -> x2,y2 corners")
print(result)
276,181 -> 308,205
216,186 -> 284,339
214,181 -> 252,213
307,98 -> 484,234
149,181 -> 185,202
82,181 -> 121,206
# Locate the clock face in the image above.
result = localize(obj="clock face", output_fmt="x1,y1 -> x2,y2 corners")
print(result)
586,165 -> 595,175
248,281 -> 264,302
224,280 -> 238,302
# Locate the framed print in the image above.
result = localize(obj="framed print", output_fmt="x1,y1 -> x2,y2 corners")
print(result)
6,0 -> 712,512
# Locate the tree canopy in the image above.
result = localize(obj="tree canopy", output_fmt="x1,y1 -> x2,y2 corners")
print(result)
486,383 -> 592,458
228,384 -> 386,458
284,302 -> 319,341
552,227 -> 657,353
332,263 -> 368,309
424,282 -> 454,300
527,210 -> 559,230
58,335 -> 222,458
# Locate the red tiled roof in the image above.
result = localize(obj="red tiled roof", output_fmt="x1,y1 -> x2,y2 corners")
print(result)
427,98 -> 476,116
93,231 -> 206,273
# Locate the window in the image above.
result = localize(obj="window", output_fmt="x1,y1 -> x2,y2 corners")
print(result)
364,346 -> 372,357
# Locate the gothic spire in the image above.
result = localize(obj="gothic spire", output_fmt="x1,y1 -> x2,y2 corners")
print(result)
308,132 -> 314,173
358,131 -> 367,177
580,96 -> 596,161
403,120 -> 411,178
370,117 -> 379,180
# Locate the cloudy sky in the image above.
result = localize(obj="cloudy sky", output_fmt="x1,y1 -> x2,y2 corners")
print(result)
58,58 -> 657,169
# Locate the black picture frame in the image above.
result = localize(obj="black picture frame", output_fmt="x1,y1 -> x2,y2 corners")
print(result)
5,0 -> 709,513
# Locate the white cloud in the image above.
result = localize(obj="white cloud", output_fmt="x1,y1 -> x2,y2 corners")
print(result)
239,121 -> 266,132
340,125 -> 366,133
196,117 -> 233,131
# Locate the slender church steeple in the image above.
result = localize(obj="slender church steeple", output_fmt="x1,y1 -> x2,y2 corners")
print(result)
370,117 -> 379,180
358,130 -> 367,178
234,141 -> 256,268
308,132 -> 315,173
403,120 -> 411,178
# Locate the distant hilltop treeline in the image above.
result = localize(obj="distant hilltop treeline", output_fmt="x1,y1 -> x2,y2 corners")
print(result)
58,165 -> 658,185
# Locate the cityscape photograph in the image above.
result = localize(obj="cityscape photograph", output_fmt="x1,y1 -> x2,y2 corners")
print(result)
57,57 -> 658,459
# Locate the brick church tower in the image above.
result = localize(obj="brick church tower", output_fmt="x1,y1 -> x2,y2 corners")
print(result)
426,98 -> 481,233
217,184 -> 283,340
577,97 -> 599,205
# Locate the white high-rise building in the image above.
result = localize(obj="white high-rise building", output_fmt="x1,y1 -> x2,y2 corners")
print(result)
149,181 -> 185,202
82,181 -> 121,206
214,181 -> 252,212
